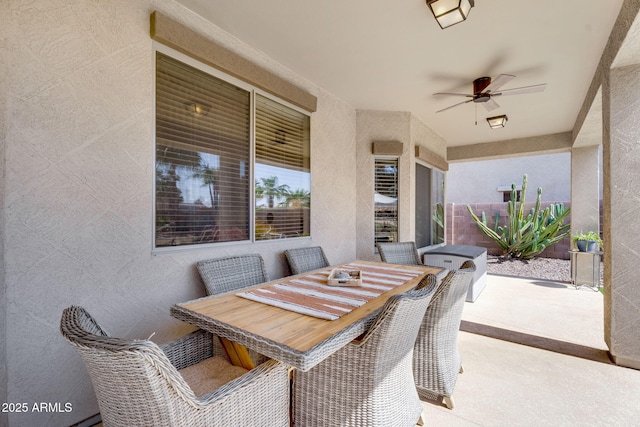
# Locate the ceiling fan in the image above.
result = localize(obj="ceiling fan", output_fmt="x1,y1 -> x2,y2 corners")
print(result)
434,74 -> 546,113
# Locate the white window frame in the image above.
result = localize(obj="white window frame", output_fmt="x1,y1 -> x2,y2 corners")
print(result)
374,156 -> 400,249
152,43 -> 311,253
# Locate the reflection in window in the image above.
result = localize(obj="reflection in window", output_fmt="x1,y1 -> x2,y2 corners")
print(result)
415,163 -> 430,248
154,51 -> 311,248
255,94 -> 310,240
416,164 -> 445,247
374,159 -> 398,247
155,53 -> 250,247
432,169 -> 445,245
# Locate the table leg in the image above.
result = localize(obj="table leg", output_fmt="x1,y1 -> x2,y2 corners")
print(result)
219,337 -> 255,369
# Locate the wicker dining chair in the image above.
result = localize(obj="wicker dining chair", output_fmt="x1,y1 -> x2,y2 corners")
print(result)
413,260 -> 476,409
196,254 -> 269,295
292,274 -> 439,427
196,254 -> 270,366
284,246 -> 330,275
60,306 -> 290,427
376,241 -> 423,265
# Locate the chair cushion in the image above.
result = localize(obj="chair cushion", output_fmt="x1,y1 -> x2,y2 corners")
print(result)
179,356 -> 248,397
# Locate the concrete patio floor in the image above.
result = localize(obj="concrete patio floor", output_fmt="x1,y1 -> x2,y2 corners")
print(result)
419,274 -> 640,426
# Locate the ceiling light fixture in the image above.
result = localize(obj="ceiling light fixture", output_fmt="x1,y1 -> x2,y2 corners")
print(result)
486,115 -> 508,129
184,102 -> 210,116
426,0 -> 474,29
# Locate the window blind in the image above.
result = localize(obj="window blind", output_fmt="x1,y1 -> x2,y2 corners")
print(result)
155,52 -> 251,247
374,159 -> 399,246
254,94 -> 310,240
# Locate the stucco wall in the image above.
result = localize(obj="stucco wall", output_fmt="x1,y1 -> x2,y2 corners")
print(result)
356,110 -> 410,260
605,63 -> 640,369
447,153 -> 572,204
355,110 -> 447,260
3,1 -> 356,425
1,1 -> 8,424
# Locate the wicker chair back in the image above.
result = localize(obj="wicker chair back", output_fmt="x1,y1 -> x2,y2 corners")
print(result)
413,260 -> 476,408
284,246 -> 330,275
293,274 -> 438,427
197,254 -> 269,295
376,241 -> 422,265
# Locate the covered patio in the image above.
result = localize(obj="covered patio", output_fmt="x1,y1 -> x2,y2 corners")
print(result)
3,1 -> 640,426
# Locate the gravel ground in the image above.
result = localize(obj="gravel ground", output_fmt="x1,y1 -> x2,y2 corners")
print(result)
486,255 -> 571,282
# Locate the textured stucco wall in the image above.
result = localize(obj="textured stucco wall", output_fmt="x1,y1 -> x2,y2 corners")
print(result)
4,1 -> 356,425
355,110 -> 447,260
447,153 -> 572,204
604,63 -> 640,369
411,115 -> 447,161
1,1 -> 8,425
356,110 -> 410,260
447,132 -> 572,162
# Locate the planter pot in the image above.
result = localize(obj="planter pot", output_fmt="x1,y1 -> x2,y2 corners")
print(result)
576,240 -> 599,252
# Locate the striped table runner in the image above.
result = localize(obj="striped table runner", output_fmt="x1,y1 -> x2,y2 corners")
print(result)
236,262 -> 424,320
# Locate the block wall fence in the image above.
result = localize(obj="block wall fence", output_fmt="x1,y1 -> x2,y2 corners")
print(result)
446,202 -> 574,260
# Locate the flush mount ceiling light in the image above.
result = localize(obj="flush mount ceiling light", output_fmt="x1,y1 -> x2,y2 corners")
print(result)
426,0 -> 474,29
486,114 -> 508,129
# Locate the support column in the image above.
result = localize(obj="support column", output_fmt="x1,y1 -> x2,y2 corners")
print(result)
603,63 -> 640,369
570,145 -> 601,245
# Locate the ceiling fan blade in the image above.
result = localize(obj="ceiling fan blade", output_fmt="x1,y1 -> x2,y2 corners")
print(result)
482,98 -> 501,112
433,92 -> 473,97
493,83 -> 547,96
484,74 -> 516,93
436,99 -> 473,113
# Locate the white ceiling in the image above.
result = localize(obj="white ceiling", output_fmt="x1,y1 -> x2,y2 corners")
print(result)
174,0 -> 624,147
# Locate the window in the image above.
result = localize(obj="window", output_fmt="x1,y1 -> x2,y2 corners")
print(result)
154,49 -> 310,249
431,169 -> 445,245
255,94 -> 310,240
502,190 -> 521,202
374,159 -> 398,246
415,163 -> 445,248
497,185 -> 522,202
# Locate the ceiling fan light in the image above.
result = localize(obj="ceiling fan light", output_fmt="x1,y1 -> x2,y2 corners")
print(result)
427,0 -> 474,29
487,115 -> 508,129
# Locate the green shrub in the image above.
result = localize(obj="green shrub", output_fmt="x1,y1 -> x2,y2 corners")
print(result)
467,174 -> 571,260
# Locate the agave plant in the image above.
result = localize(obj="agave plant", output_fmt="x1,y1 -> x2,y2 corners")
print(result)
467,174 -> 571,260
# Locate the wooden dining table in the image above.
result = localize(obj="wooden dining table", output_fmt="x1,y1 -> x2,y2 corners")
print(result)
171,260 -> 443,371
